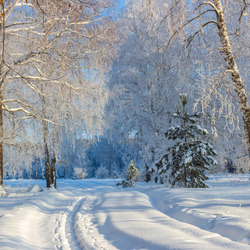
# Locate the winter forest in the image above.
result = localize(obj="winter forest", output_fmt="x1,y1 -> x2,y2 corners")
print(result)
0,0 -> 250,249
0,0 -> 249,186
1,0 -> 249,188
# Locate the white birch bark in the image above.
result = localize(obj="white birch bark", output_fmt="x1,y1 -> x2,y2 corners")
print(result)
213,0 -> 250,156
0,86 -> 3,186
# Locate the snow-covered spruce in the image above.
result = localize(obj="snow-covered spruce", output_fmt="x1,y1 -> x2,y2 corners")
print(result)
117,160 -> 139,188
154,94 -> 217,188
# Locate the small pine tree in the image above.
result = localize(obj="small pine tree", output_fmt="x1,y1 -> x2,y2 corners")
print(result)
154,94 -> 217,188
117,161 -> 139,188
125,161 -> 139,182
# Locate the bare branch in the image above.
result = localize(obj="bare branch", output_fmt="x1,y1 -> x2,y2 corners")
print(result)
0,69 -> 10,88
154,3 -> 178,32
4,0 -> 20,20
3,104 -> 58,126
5,21 -> 35,29
3,105 -> 32,116
159,9 -> 215,73
186,21 -> 218,47
14,51 -> 47,65
3,62 -> 44,96
3,99 -> 27,104
194,2 -> 220,15
236,0 -> 248,35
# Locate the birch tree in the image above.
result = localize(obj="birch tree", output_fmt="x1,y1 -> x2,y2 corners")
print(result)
213,0 -> 249,156
106,0 -> 196,172
158,0 -> 250,156
0,0 -> 116,186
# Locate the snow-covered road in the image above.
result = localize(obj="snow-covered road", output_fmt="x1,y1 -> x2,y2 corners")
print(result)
0,176 -> 250,249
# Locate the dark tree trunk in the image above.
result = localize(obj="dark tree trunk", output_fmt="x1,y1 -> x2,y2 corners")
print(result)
0,4 -> 4,186
43,120 -> 51,188
0,86 -> 3,186
51,154 -> 56,189
145,164 -> 151,182
50,127 -> 57,189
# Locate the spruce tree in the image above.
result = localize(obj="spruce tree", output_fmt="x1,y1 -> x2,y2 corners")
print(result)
154,94 -> 217,188
125,161 -> 139,183
116,161 -> 139,188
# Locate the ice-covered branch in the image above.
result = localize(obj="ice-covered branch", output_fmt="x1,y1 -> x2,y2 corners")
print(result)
159,9 -> 215,73
0,69 -> 10,88
3,103 -> 58,125
194,2 -> 219,15
186,21 -> 218,47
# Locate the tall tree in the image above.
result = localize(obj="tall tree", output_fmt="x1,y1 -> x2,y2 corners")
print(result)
106,0 -> 196,171
159,0 -> 250,156
212,0 -> 250,156
154,94 -> 217,188
0,0 -> 116,186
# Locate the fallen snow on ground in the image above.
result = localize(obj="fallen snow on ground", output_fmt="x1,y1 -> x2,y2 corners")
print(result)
0,174 -> 250,249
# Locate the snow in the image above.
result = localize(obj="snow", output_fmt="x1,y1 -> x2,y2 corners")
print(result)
29,184 -> 43,193
0,175 -> 250,249
184,156 -> 192,164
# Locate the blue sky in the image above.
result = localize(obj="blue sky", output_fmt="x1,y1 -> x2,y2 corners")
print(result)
119,0 -> 126,8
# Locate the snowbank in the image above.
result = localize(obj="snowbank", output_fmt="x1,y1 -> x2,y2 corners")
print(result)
0,175 -> 249,249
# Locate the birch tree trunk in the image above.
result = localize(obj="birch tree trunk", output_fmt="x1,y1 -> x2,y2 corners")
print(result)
43,119 -> 51,188
213,0 -> 250,156
51,126 -> 57,189
42,92 -> 51,188
0,85 -> 3,186
0,1 -> 4,185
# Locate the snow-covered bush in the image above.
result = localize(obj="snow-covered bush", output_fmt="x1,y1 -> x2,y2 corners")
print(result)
117,161 -> 139,188
29,184 -> 43,193
95,165 -> 109,179
112,170 -> 120,179
73,168 -> 88,180
154,94 -> 217,188
0,185 -> 7,197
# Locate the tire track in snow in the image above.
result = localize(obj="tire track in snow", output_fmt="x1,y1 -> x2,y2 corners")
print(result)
54,196 -> 81,250
55,211 -> 71,250
55,196 -> 89,250
55,192 -> 107,250
73,195 -> 105,250
65,196 -> 88,250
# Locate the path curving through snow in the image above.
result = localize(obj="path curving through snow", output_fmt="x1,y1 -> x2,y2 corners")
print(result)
0,177 -> 250,249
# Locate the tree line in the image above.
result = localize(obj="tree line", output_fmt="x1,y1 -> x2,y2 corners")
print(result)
0,0 -> 249,188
